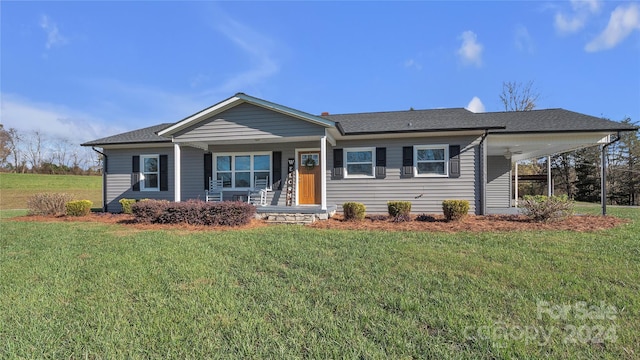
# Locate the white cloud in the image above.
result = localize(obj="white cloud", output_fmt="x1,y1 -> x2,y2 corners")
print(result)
514,25 -> 535,54
40,15 -> 68,49
404,58 -> 422,71
457,31 -> 483,67
585,3 -> 640,52
554,0 -> 602,34
0,93 -> 125,145
465,96 -> 485,113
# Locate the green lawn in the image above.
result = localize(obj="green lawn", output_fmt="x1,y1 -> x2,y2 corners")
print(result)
0,173 -> 102,210
1,208 -> 638,358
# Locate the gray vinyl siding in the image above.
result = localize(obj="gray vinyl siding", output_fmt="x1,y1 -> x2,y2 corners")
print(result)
180,146 -> 208,202
327,136 -> 482,214
174,103 -> 326,142
104,147 -> 174,212
486,156 -> 511,209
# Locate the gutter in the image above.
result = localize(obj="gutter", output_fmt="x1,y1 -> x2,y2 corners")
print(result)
601,132 -> 621,216
91,147 -> 108,213
479,130 -> 489,216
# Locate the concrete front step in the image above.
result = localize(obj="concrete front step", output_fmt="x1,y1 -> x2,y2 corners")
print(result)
263,213 -> 319,224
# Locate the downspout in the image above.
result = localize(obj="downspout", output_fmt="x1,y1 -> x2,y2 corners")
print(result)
479,130 -> 489,215
91,147 -> 108,213
601,132 -> 621,216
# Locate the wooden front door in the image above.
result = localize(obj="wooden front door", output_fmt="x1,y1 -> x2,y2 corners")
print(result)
298,151 -> 321,205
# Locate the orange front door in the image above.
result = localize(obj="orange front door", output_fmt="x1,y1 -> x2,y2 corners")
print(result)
298,151 -> 321,205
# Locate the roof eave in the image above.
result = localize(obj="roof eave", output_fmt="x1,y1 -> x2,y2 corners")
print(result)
342,126 -> 505,136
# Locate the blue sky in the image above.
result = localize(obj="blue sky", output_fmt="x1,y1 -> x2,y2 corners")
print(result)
1,1 -> 639,145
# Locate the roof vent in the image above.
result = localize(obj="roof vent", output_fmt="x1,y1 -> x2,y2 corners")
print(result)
321,112 -> 330,116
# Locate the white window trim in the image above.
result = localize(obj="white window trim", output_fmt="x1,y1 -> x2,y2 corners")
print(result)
140,154 -> 160,191
414,145 -> 449,177
344,147 -> 376,179
213,152 -> 272,190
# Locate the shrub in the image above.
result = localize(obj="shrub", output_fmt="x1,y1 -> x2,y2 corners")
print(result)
520,195 -> 574,222
27,192 -> 72,216
119,198 -> 137,214
442,200 -> 470,221
131,200 -> 256,227
415,213 -> 437,222
65,200 -> 93,216
343,202 -> 366,221
387,201 -> 411,222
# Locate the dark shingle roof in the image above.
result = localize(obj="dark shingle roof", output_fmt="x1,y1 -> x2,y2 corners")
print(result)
325,108 -> 637,135
476,109 -> 638,133
82,107 -> 638,147
81,123 -> 172,146
324,108 -> 503,134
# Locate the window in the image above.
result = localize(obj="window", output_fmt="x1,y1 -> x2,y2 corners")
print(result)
344,147 -> 375,178
414,145 -> 448,177
141,155 -> 159,191
214,153 -> 271,189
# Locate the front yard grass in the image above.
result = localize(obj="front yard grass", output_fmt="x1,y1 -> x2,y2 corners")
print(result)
1,207 -> 638,358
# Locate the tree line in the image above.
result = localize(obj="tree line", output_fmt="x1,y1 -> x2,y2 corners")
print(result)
0,125 -> 100,175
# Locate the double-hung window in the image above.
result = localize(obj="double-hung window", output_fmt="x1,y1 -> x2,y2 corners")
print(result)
414,145 -> 448,177
215,153 -> 271,189
344,147 -> 375,178
141,155 -> 160,191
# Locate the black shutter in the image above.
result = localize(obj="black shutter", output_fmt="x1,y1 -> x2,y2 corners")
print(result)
333,148 -> 344,179
375,147 -> 386,178
272,151 -> 282,190
159,155 -> 168,191
402,146 -> 414,177
204,153 -> 212,190
132,155 -> 140,191
449,145 -> 461,178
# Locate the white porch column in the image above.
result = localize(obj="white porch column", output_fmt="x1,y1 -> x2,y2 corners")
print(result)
514,161 -> 518,207
547,155 -> 552,196
174,143 -> 181,202
320,135 -> 327,210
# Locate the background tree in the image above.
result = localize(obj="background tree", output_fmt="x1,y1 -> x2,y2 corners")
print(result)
499,80 -> 540,112
572,146 -> 601,203
0,125 -> 11,166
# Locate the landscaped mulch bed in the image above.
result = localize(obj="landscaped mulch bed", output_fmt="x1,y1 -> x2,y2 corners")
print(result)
11,212 -> 629,233
308,214 -> 629,233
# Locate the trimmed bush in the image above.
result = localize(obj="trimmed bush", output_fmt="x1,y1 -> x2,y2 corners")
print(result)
119,198 -> 137,214
27,192 -> 72,216
415,213 -> 437,222
342,202 -> 366,221
442,200 -> 470,221
65,200 -> 93,217
520,195 -> 574,222
387,201 -> 411,222
131,200 -> 256,227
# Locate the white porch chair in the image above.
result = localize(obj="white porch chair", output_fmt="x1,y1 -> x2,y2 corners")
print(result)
248,176 -> 269,206
205,177 -> 224,202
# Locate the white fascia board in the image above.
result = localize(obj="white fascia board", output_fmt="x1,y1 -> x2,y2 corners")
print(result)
331,129 -> 487,141
157,96 -> 242,137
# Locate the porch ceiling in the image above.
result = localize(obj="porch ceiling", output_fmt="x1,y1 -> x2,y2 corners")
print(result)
487,132 -> 612,161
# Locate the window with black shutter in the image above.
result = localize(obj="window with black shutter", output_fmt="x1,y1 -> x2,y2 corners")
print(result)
375,147 -> 386,178
332,148 -> 343,179
402,146 -> 413,177
449,145 -> 461,178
